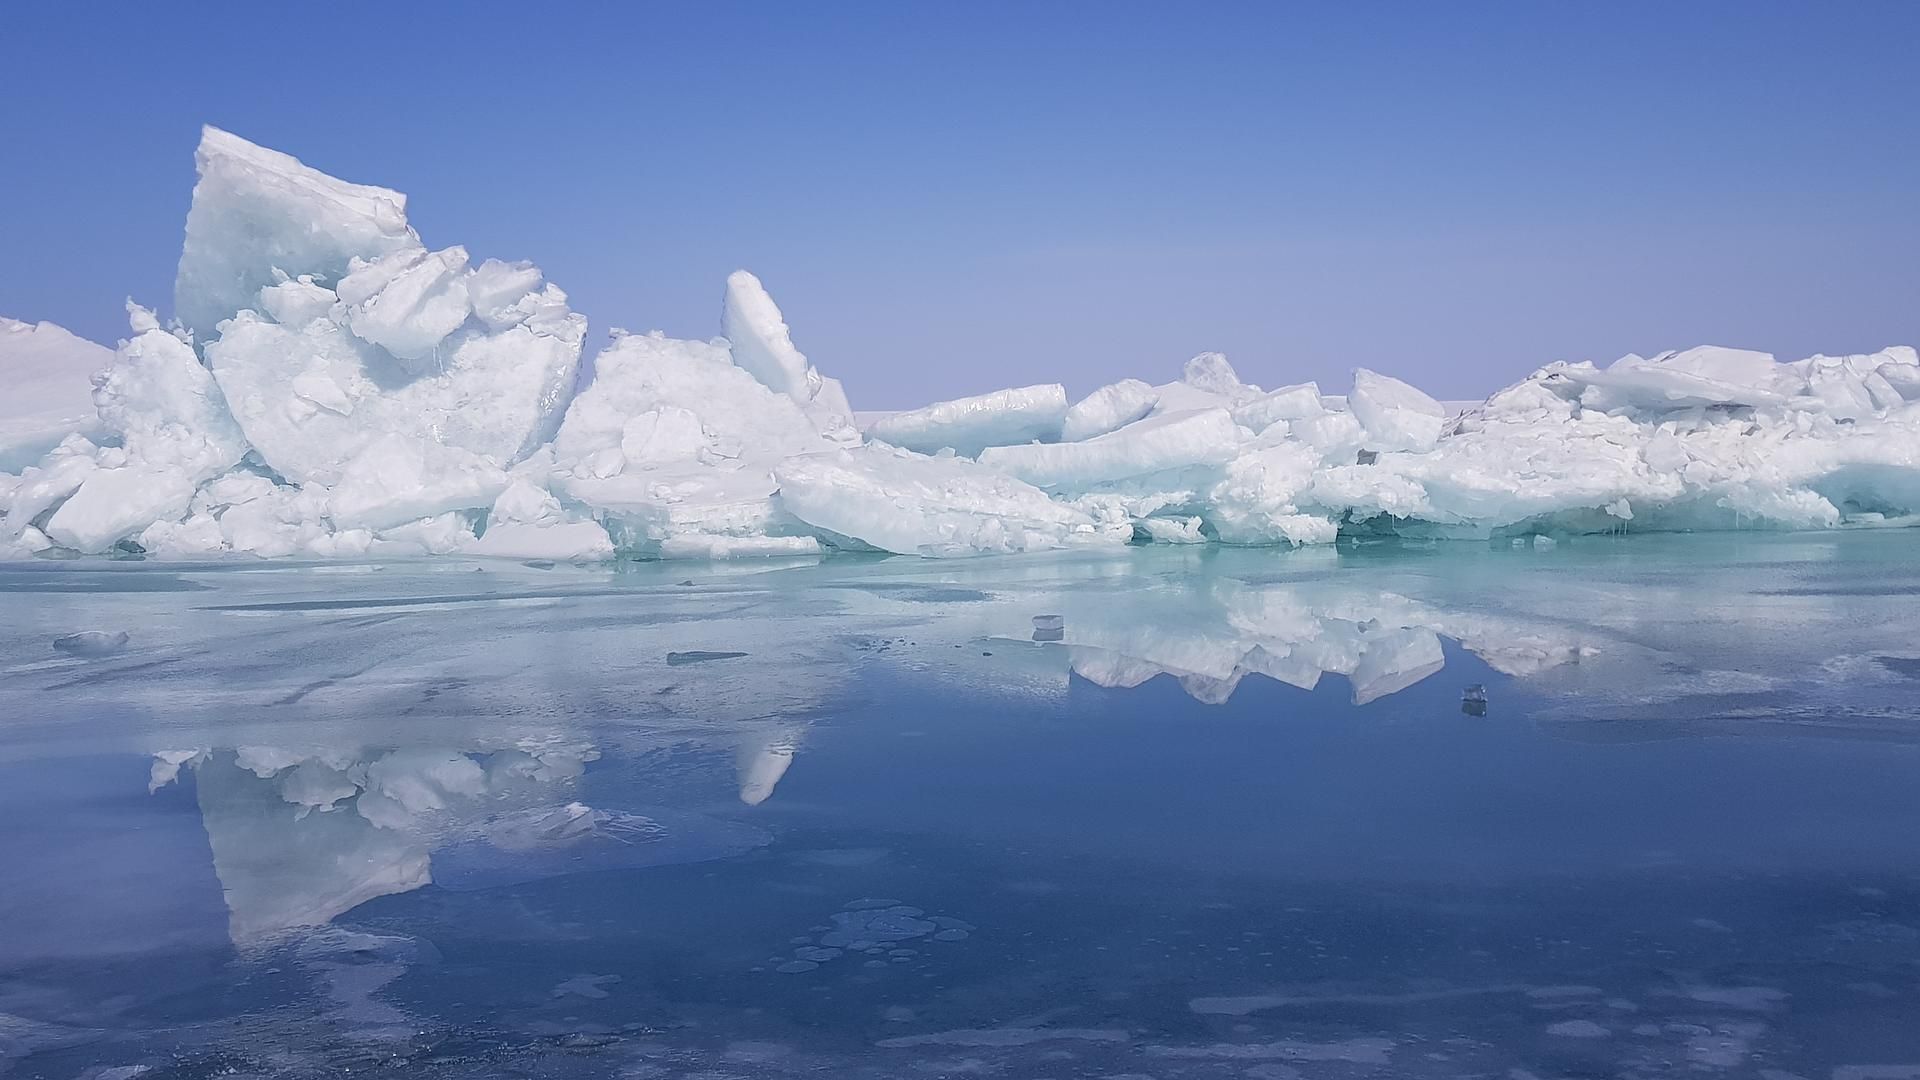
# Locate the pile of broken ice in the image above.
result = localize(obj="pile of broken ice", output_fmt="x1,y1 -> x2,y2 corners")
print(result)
6,127 -> 1920,561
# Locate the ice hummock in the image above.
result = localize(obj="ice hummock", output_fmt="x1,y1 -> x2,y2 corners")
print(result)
0,317 -> 114,471
8,127 -> 1920,562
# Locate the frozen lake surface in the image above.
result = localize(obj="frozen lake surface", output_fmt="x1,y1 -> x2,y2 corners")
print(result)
3,533 -> 1920,1077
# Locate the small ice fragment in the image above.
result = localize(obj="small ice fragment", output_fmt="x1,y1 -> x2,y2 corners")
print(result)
1533,534 -> 1557,549
666,650 -> 749,665
1545,1019 -> 1609,1038
1461,684 -> 1488,716
1032,614 -> 1064,632
933,929 -> 970,941
774,960 -> 819,974
793,946 -> 841,962
52,630 -> 130,657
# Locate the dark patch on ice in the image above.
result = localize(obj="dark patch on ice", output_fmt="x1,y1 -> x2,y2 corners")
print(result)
1874,656 -> 1920,679
1763,583 -> 1920,596
40,655 -> 189,691
0,568 -> 210,593
666,650 -> 748,665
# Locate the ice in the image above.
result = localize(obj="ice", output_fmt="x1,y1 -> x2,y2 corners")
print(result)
10,124 -> 1920,564
977,407 -> 1244,489
1062,379 -> 1158,442
334,246 -> 473,365
773,443 -> 1129,556
38,309 -> 250,553
549,330 -> 836,556
1231,382 -> 1325,434
1348,368 -> 1446,452
176,126 -> 417,344
867,384 -> 1069,456
1571,346 -> 1796,411
722,270 -> 858,443
326,434 -> 507,531
51,630 -> 130,658
0,318 -> 113,470
187,127 -> 583,536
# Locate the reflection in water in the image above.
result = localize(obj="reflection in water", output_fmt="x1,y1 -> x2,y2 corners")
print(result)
9,538 -> 1920,1076
1043,579 -> 1592,705
737,730 -> 800,806
153,744 -> 596,943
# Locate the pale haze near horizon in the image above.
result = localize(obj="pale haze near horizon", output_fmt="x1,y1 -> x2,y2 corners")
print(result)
2,2 -> 1916,407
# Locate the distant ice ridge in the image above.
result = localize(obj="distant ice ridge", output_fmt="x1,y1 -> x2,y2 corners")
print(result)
6,127 -> 1920,561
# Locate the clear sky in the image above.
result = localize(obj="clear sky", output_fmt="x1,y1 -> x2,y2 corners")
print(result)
4,2 -> 1917,406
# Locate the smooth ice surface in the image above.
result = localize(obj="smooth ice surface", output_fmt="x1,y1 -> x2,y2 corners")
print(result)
866,384 -> 1069,456
8,126 -> 1920,563
773,443 -> 1127,555
0,317 -> 112,470
5,535 -> 1920,1076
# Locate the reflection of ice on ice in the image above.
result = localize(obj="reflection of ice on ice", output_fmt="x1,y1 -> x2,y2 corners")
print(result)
155,735 -> 782,941
156,743 -> 596,943
1050,578 -> 1589,705
484,802 -> 665,851
736,731 -> 800,805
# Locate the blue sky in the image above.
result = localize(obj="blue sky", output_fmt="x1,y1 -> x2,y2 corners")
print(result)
4,2 -> 1917,405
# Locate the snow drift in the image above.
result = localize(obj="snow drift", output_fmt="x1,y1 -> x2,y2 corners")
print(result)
6,126 -> 1920,561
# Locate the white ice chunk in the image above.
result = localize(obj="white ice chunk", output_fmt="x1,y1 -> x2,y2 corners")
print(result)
176,126 -> 417,342
0,317 -> 113,469
1207,441 -> 1338,546
774,444 -> 1129,556
43,310 -> 250,552
1575,346 -> 1794,410
327,434 -> 507,532
1062,379 -> 1158,442
722,270 -> 857,442
976,407 -> 1244,489
867,384 -> 1069,456
256,274 -> 337,327
1231,382 -> 1324,434
191,129 -> 583,492
551,331 -> 836,555
1181,352 -> 1250,399
209,306 -> 582,486
335,246 -> 473,365
1879,362 -> 1920,403
1348,368 -> 1446,453
467,259 -> 546,331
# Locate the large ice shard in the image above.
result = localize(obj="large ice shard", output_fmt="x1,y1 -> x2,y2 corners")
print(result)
773,443 -> 1130,556
722,271 -> 858,444
867,384 -> 1070,456
176,126 -> 418,345
977,408 -> 1244,489
1348,368 -> 1446,453
0,317 -> 112,470
1062,379 -> 1158,442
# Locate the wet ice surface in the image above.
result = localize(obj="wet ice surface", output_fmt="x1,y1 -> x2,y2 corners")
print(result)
4,536 -> 1920,1078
